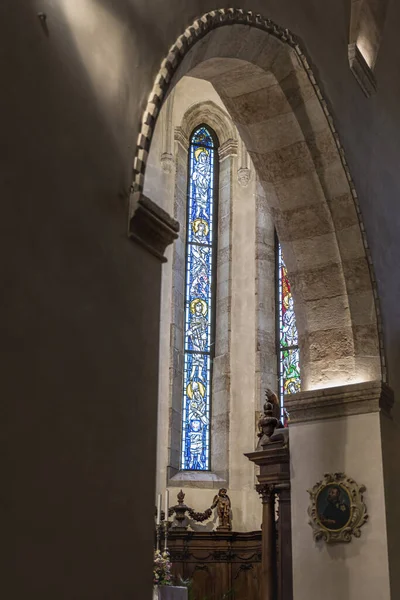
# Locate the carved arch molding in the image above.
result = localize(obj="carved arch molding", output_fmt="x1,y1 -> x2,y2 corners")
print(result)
129,8 -> 386,387
177,99 -> 237,147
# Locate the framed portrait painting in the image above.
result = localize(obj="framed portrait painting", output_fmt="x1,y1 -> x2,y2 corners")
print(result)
308,473 -> 368,543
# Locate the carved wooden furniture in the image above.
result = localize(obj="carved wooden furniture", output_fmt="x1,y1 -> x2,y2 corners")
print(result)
245,396 -> 293,600
168,530 -> 262,600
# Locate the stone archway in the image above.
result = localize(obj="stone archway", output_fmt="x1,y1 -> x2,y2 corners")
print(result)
131,8 -> 384,391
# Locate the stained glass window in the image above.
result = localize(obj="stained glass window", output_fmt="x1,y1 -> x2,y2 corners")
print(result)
181,125 -> 218,471
278,243 -> 301,412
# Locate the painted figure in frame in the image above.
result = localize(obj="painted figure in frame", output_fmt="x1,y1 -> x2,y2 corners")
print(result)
308,473 -> 367,543
317,484 -> 351,531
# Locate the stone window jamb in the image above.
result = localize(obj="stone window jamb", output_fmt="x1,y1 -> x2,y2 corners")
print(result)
167,104 -> 238,489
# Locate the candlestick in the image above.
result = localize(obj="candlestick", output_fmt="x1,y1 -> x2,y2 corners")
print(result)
156,523 -> 161,552
164,489 -> 170,552
164,489 -> 169,521
157,494 -> 162,525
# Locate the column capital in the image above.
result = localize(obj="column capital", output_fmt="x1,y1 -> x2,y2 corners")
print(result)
129,193 -> 179,262
256,483 -> 275,504
160,152 -> 174,174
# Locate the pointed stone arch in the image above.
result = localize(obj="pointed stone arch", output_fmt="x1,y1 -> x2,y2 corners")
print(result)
178,99 -> 237,146
130,8 -> 385,391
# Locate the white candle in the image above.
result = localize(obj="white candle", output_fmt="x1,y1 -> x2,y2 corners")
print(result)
164,489 -> 169,521
157,493 -> 162,525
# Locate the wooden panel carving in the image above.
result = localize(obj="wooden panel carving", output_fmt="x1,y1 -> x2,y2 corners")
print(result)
233,563 -> 260,599
168,530 -> 261,600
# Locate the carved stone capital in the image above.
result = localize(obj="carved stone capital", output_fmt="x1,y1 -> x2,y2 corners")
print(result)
219,139 -> 238,161
237,166 -> 251,187
256,483 -> 275,504
285,380 -> 394,424
160,152 -> 175,173
348,43 -> 376,98
129,192 -> 179,262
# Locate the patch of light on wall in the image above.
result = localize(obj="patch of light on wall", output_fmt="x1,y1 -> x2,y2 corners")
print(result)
356,35 -> 374,68
308,375 -> 372,392
58,0 -> 125,105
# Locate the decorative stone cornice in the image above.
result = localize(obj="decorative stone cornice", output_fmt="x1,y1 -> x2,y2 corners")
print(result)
285,381 -> 394,424
348,43 -> 376,98
218,138 -> 238,161
129,192 -> 179,262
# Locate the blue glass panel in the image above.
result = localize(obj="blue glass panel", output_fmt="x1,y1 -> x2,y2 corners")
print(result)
181,126 -> 216,471
278,244 -> 300,414
191,126 -> 214,148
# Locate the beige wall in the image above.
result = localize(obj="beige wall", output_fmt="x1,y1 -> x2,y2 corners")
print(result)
290,412 -> 391,600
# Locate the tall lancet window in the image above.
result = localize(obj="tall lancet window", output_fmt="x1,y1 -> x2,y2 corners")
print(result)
278,243 -> 301,411
181,125 -> 218,471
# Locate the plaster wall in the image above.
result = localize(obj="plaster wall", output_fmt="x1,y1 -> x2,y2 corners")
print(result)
290,413 -> 390,600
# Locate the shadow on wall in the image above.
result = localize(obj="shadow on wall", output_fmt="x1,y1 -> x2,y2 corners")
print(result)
4,3 -> 166,599
25,2 -> 133,204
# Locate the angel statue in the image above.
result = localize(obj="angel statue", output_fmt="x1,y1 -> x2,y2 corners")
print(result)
211,488 -> 232,531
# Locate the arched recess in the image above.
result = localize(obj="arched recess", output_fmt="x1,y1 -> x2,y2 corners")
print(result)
179,100 -> 237,145
163,98 -> 238,484
130,9 -> 385,392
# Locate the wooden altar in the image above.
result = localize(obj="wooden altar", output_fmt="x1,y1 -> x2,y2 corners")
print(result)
168,530 -> 262,600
